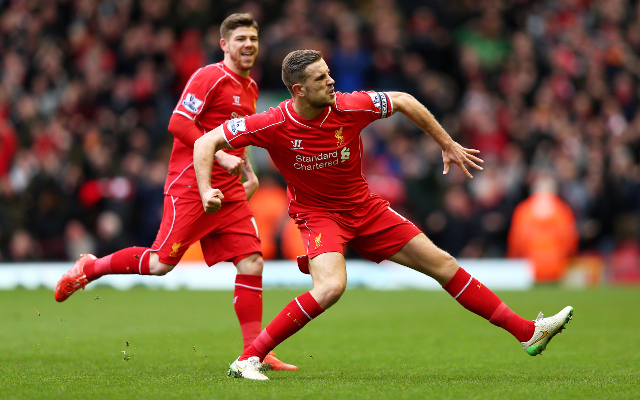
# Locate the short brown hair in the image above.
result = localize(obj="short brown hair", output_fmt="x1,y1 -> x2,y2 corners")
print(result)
281,50 -> 323,95
220,13 -> 258,40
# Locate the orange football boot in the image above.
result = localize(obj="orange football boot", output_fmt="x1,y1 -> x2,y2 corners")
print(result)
54,254 -> 96,302
263,351 -> 298,371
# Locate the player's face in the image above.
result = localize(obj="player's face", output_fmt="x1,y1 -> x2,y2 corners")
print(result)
222,26 -> 259,72
301,59 -> 336,108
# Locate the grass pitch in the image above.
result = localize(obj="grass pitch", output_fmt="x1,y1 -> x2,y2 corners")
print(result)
1,286 -> 639,399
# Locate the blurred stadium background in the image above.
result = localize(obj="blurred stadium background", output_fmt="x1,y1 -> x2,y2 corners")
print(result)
1,0 -> 640,287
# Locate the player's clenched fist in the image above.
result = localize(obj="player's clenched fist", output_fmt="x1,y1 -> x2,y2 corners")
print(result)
201,188 -> 224,213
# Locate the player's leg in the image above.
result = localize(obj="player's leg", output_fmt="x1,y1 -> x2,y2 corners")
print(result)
230,214 -> 349,379
235,253 -> 345,362
55,196 -> 196,302
147,252 -> 176,275
350,197 -> 572,356
234,252 -> 298,371
308,252 -> 347,309
54,247 -> 157,302
386,233 -> 457,285
235,252 -> 263,274
231,253 -> 265,351
390,234 -> 536,341
199,207 -> 266,351
234,253 -> 288,369
389,233 -> 572,354
230,252 -> 340,379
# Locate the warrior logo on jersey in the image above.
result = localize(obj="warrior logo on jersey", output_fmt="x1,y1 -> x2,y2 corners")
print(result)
367,92 -> 389,119
232,95 -> 241,106
291,139 -> 304,150
335,127 -> 345,147
182,93 -> 203,113
227,118 -> 247,136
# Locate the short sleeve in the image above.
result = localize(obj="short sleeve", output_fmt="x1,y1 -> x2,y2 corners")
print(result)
335,91 -> 393,128
221,106 -> 284,150
174,66 -> 225,122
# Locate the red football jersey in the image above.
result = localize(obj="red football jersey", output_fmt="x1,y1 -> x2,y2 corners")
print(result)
221,91 -> 393,214
166,62 -> 258,200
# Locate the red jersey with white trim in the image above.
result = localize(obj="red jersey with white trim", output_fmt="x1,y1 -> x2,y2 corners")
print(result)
167,61 -> 258,200
221,91 -> 393,213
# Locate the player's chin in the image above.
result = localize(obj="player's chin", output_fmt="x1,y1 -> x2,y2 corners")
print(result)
243,55 -> 258,64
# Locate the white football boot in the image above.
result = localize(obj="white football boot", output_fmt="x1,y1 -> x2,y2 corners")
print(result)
521,306 -> 573,356
228,356 -> 269,380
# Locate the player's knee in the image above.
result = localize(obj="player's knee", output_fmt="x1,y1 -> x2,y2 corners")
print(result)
244,259 -> 263,275
310,275 -> 346,309
443,252 -> 458,268
437,252 -> 459,275
323,280 -> 346,304
235,254 -> 264,275
149,261 -> 175,276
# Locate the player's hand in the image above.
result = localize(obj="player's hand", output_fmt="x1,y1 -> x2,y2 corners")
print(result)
442,142 -> 484,179
215,151 -> 244,176
201,188 -> 224,213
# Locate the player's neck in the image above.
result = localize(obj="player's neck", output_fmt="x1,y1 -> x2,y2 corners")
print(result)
292,98 -> 325,120
223,59 -> 251,79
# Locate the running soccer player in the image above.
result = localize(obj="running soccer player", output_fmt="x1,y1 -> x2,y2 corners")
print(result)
54,13 -> 296,372
193,50 -> 574,380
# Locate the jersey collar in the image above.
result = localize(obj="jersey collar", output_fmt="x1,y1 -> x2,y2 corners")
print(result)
220,62 -> 255,88
285,100 -> 332,129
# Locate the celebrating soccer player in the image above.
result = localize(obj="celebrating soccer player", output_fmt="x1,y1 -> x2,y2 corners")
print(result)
194,49 -> 574,380
54,13 -> 296,372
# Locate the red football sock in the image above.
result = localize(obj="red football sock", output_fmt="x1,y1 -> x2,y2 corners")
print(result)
443,267 -> 535,342
84,247 -> 151,282
234,274 -> 263,350
239,291 -> 324,361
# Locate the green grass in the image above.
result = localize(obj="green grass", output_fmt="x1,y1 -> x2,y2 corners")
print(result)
1,286 -> 639,399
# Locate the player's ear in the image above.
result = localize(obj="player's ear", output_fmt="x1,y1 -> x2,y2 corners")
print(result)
220,37 -> 229,52
292,83 -> 305,98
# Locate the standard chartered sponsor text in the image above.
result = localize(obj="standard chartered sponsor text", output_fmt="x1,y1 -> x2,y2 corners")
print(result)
294,150 -> 339,170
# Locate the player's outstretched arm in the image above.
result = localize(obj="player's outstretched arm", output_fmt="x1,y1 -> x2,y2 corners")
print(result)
194,125 -> 232,212
241,151 -> 259,201
388,92 -> 484,178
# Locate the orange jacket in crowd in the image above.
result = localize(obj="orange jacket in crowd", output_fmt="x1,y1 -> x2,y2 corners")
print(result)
508,192 -> 579,283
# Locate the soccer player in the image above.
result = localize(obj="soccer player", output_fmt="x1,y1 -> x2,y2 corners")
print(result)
54,13 -> 296,372
194,50 -> 574,380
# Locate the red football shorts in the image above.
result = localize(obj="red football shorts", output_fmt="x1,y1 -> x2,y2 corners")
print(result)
151,195 -> 261,266
292,195 -> 421,268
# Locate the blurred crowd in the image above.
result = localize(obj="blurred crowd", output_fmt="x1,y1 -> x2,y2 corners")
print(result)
1,0 -> 640,278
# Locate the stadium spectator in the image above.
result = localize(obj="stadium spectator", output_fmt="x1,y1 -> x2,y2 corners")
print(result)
53,13 -> 296,372
8,229 -> 41,262
508,173 -> 579,283
64,219 -> 97,262
194,49 -> 573,380
425,185 -> 479,258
